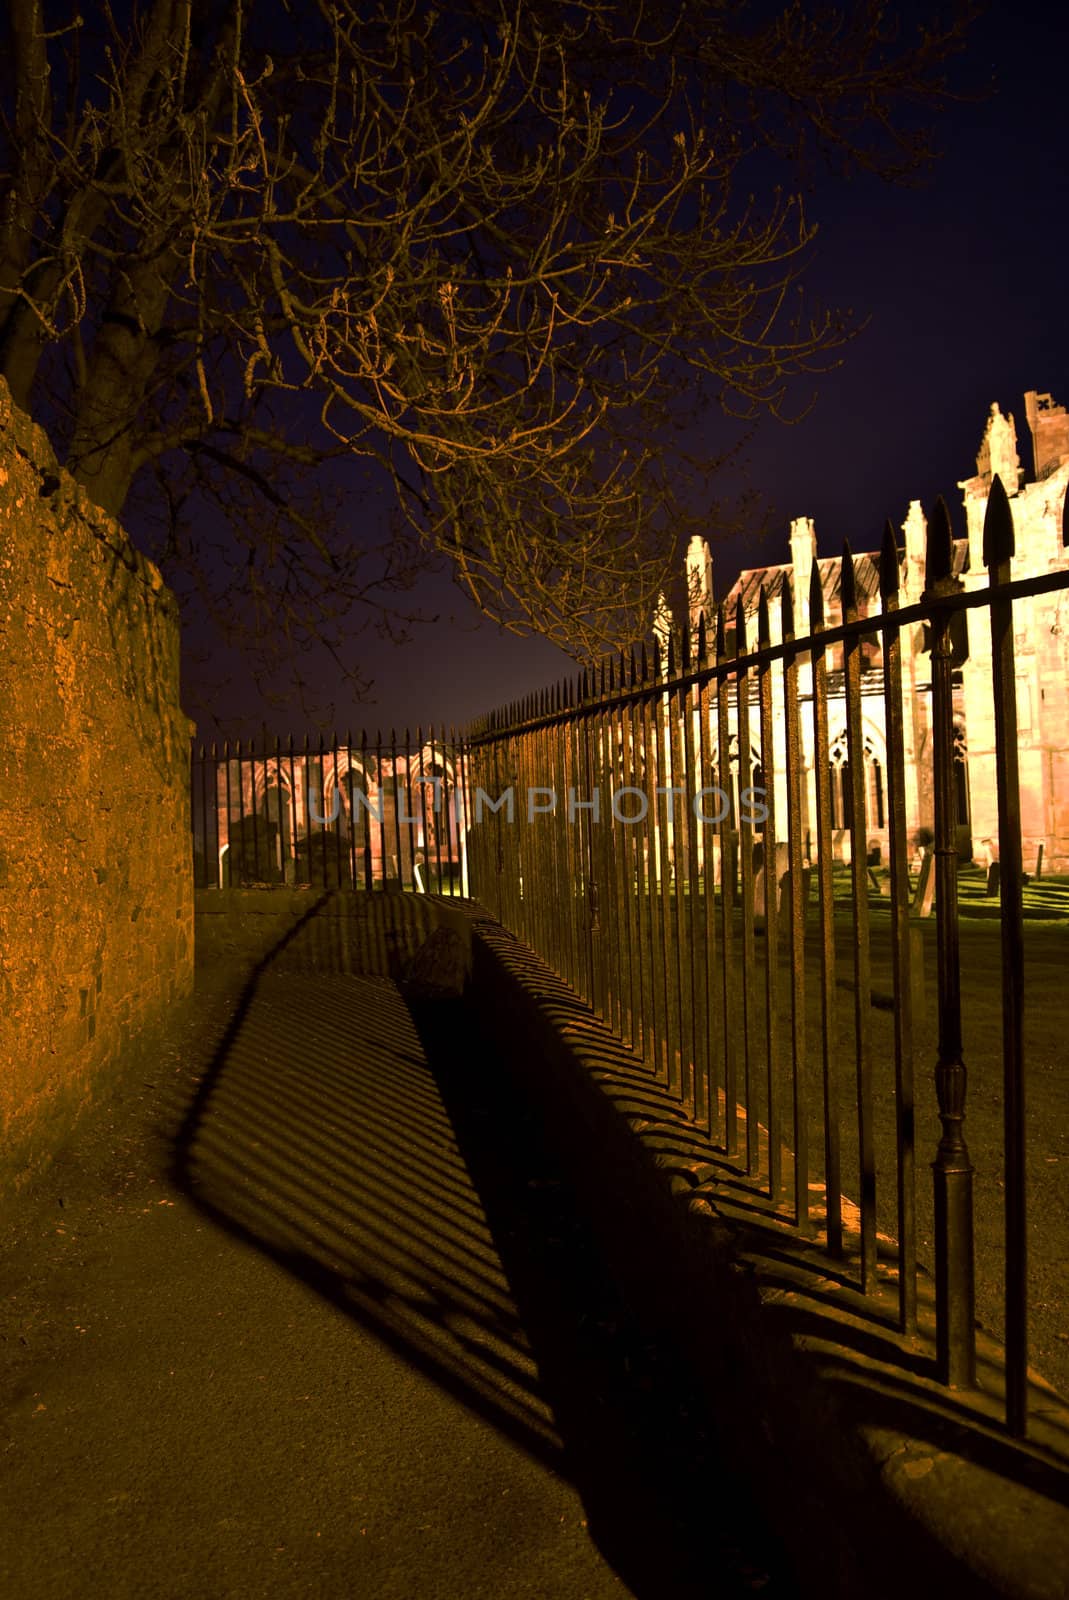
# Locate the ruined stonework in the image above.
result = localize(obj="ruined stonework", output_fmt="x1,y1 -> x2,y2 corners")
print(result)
681,389 -> 1069,874
0,380 -> 194,1187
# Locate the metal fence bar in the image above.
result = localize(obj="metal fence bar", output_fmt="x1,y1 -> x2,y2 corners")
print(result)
596,667 -> 618,1034
984,475 -> 1027,1433
426,728 -> 441,893
808,564 -> 842,1255
756,591 -> 780,1191
629,651 -> 651,1059
697,620 -> 719,1141
717,605 -> 739,1155
644,647 -> 666,1081
842,543 -> 876,1289
603,663 -> 626,1045
682,631 -> 705,1123
668,634 -> 691,1104
927,498 -> 976,1388
880,524 -> 917,1330
782,578 -> 809,1228
734,613 -> 756,1172
655,644 -> 680,1096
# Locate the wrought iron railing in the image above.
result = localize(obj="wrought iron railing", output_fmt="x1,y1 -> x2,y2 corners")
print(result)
189,480 -> 1068,1438
462,480 -> 1069,1439
191,729 -> 470,896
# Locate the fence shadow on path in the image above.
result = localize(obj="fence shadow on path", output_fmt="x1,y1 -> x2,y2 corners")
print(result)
170,909 -> 788,1600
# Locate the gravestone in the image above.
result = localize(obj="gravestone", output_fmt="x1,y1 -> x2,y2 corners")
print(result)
780,866 -> 812,919
754,841 -> 790,918
912,848 -> 935,917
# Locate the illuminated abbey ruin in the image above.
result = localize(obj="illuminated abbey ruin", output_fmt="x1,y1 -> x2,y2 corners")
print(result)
679,390 -> 1069,873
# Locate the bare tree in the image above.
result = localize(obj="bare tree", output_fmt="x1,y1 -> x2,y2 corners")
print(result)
1,0 -> 975,671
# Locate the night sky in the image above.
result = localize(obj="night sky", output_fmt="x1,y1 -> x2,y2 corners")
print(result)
175,0 -> 1069,744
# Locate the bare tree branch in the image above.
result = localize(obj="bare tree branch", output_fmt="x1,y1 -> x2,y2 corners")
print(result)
1,0 -> 979,673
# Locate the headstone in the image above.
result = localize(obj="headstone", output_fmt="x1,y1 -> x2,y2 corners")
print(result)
780,866 -> 812,920
912,848 -> 935,917
754,842 -> 790,918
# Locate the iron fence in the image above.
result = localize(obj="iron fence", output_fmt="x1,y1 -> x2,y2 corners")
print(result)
191,729 -> 470,896
462,481 -> 1069,1439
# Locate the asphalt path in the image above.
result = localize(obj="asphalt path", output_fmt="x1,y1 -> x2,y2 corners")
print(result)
0,966 -> 792,1600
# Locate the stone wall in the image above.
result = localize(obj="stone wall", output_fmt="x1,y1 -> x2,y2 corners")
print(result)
0,380 -> 194,1188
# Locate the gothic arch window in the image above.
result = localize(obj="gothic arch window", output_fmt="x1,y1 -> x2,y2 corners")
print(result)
251,761 -> 295,878
829,731 -> 886,833
707,731 -> 758,829
260,775 -> 294,858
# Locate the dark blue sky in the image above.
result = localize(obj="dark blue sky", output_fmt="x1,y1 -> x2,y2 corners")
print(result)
183,0 -> 1069,742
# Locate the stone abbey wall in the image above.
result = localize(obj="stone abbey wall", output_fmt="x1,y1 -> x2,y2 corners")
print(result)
0,381 -> 194,1189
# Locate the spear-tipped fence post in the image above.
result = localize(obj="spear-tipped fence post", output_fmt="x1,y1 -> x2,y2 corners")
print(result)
925,495 -> 975,1389
984,474 -> 1027,1431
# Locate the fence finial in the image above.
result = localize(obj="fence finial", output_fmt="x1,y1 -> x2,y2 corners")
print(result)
757,584 -> 770,647
781,572 -> 794,639
841,539 -> 858,620
925,496 -> 954,591
640,640 -> 649,683
809,552 -> 825,626
1063,480 -> 1069,547
983,473 -> 1016,566
734,592 -> 746,653
716,600 -> 728,659
696,609 -> 707,665
879,519 -> 899,600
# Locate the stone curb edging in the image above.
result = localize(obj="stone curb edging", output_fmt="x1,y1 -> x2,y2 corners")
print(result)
464,915 -> 1069,1600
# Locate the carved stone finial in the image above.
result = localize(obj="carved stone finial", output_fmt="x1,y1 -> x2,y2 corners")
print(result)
976,401 -> 1021,495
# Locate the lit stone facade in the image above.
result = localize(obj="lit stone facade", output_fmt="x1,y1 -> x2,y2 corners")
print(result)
681,390 -> 1069,873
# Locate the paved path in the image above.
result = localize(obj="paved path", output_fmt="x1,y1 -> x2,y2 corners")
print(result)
1,968 -> 790,1599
